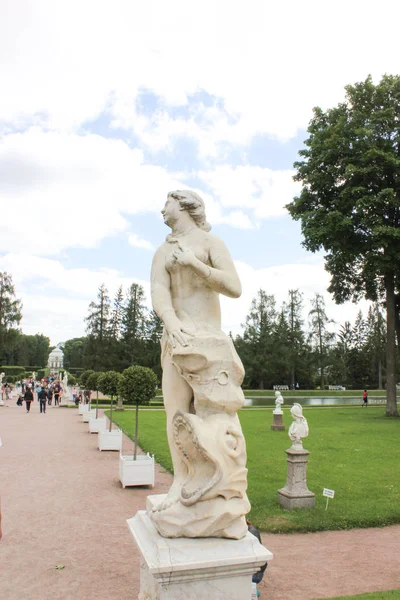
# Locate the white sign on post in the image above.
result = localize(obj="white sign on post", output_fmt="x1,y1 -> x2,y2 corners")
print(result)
323,488 -> 335,510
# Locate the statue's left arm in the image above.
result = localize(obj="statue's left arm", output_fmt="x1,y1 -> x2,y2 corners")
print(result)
172,236 -> 241,298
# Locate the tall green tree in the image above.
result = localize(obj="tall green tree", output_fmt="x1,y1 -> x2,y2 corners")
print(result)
284,289 -> 307,388
121,283 -> 147,367
365,304 -> 386,389
63,337 -> 87,370
0,272 -> 23,364
308,293 -> 335,389
287,75 -> 400,415
109,285 -> 124,340
84,284 -> 111,370
143,310 -> 164,381
239,290 -> 277,389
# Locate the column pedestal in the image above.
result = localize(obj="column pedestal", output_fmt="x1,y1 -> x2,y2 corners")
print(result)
127,506 -> 272,600
278,447 -> 315,509
271,413 -> 285,430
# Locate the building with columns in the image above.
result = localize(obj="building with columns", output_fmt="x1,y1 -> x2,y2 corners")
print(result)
47,343 -> 64,376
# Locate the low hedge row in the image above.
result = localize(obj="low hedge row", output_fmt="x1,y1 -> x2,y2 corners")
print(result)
1,366 -> 25,376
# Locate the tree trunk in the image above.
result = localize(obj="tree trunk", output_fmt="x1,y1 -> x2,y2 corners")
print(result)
385,276 -> 398,416
134,401 -> 139,461
109,395 -> 113,432
95,390 -> 99,419
378,360 -> 383,390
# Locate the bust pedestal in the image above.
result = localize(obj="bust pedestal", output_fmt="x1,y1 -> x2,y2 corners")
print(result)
128,497 -> 273,600
271,412 -> 285,430
278,447 -> 315,509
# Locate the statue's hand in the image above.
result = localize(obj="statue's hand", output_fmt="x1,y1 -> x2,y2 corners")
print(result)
171,242 -> 196,267
165,318 -> 195,348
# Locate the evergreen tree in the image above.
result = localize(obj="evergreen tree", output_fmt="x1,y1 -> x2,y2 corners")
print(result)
84,284 -> 111,370
143,310 -> 164,381
240,290 -> 277,389
284,289 -> 306,388
109,285 -> 124,340
121,283 -> 147,367
365,304 -> 386,389
308,293 -> 335,388
348,311 -> 370,388
332,321 -> 352,387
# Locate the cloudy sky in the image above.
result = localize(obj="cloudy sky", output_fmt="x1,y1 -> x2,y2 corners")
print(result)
1,0 -> 398,345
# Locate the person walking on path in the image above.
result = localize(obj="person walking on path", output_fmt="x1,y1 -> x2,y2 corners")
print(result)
38,388 -> 48,414
362,389 -> 368,407
24,387 -> 34,412
47,387 -> 53,406
53,382 -> 61,406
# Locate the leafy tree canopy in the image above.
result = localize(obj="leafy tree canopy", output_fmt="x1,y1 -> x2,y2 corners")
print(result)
286,74 -> 400,415
98,370 -> 121,398
118,365 -> 157,406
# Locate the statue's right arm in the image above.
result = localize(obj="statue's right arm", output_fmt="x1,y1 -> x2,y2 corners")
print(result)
151,247 -> 193,347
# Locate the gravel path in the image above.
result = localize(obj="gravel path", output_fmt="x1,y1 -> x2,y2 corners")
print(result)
1,402 -> 399,600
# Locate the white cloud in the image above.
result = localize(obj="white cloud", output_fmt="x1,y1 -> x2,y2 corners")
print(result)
128,234 -> 155,251
198,166 -> 300,219
0,130 -> 299,259
1,0 -> 400,155
0,129 -> 185,256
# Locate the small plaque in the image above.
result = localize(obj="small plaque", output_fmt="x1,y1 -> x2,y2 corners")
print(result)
323,488 -> 335,499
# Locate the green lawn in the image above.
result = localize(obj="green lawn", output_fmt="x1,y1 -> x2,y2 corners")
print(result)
322,592 -> 400,599
108,406 -> 400,533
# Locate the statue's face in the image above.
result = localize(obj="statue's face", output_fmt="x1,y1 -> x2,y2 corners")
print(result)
161,196 -> 181,227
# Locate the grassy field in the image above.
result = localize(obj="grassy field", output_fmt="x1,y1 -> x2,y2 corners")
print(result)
322,592 -> 400,599
108,406 -> 400,533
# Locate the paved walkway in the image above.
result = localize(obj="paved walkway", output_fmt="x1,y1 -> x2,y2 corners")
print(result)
1,402 -> 399,600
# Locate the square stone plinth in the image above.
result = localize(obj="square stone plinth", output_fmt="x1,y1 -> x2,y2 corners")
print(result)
271,413 -> 285,430
278,447 -> 315,510
127,509 -> 272,600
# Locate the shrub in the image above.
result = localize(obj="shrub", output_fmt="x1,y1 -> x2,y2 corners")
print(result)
118,366 -> 158,459
0,366 -> 25,376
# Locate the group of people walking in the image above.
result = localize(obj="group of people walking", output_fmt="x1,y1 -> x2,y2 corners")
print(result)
18,380 -> 63,413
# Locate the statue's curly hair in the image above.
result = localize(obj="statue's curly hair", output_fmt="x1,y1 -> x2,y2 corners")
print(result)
168,190 -> 211,232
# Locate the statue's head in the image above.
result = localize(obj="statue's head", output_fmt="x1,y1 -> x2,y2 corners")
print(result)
290,403 -> 303,419
163,190 -> 211,232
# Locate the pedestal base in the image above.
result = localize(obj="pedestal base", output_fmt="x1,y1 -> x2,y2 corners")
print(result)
82,409 -> 96,423
278,447 -> 315,510
128,509 -> 272,600
98,428 -> 123,451
119,453 -> 155,488
271,412 -> 285,430
89,417 -> 107,433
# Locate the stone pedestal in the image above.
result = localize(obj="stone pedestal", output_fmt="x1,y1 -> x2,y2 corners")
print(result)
271,413 -> 285,430
278,447 -> 315,509
127,507 -> 272,600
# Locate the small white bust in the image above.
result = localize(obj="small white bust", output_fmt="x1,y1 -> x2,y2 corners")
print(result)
273,390 -> 284,414
288,403 -> 309,449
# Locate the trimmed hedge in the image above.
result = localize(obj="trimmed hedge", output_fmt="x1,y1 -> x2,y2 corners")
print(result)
1,366 -> 25,376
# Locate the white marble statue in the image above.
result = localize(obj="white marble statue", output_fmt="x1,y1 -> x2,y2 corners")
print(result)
0,372 -> 4,386
150,190 -> 250,539
273,390 -> 284,414
288,403 -> 309,449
